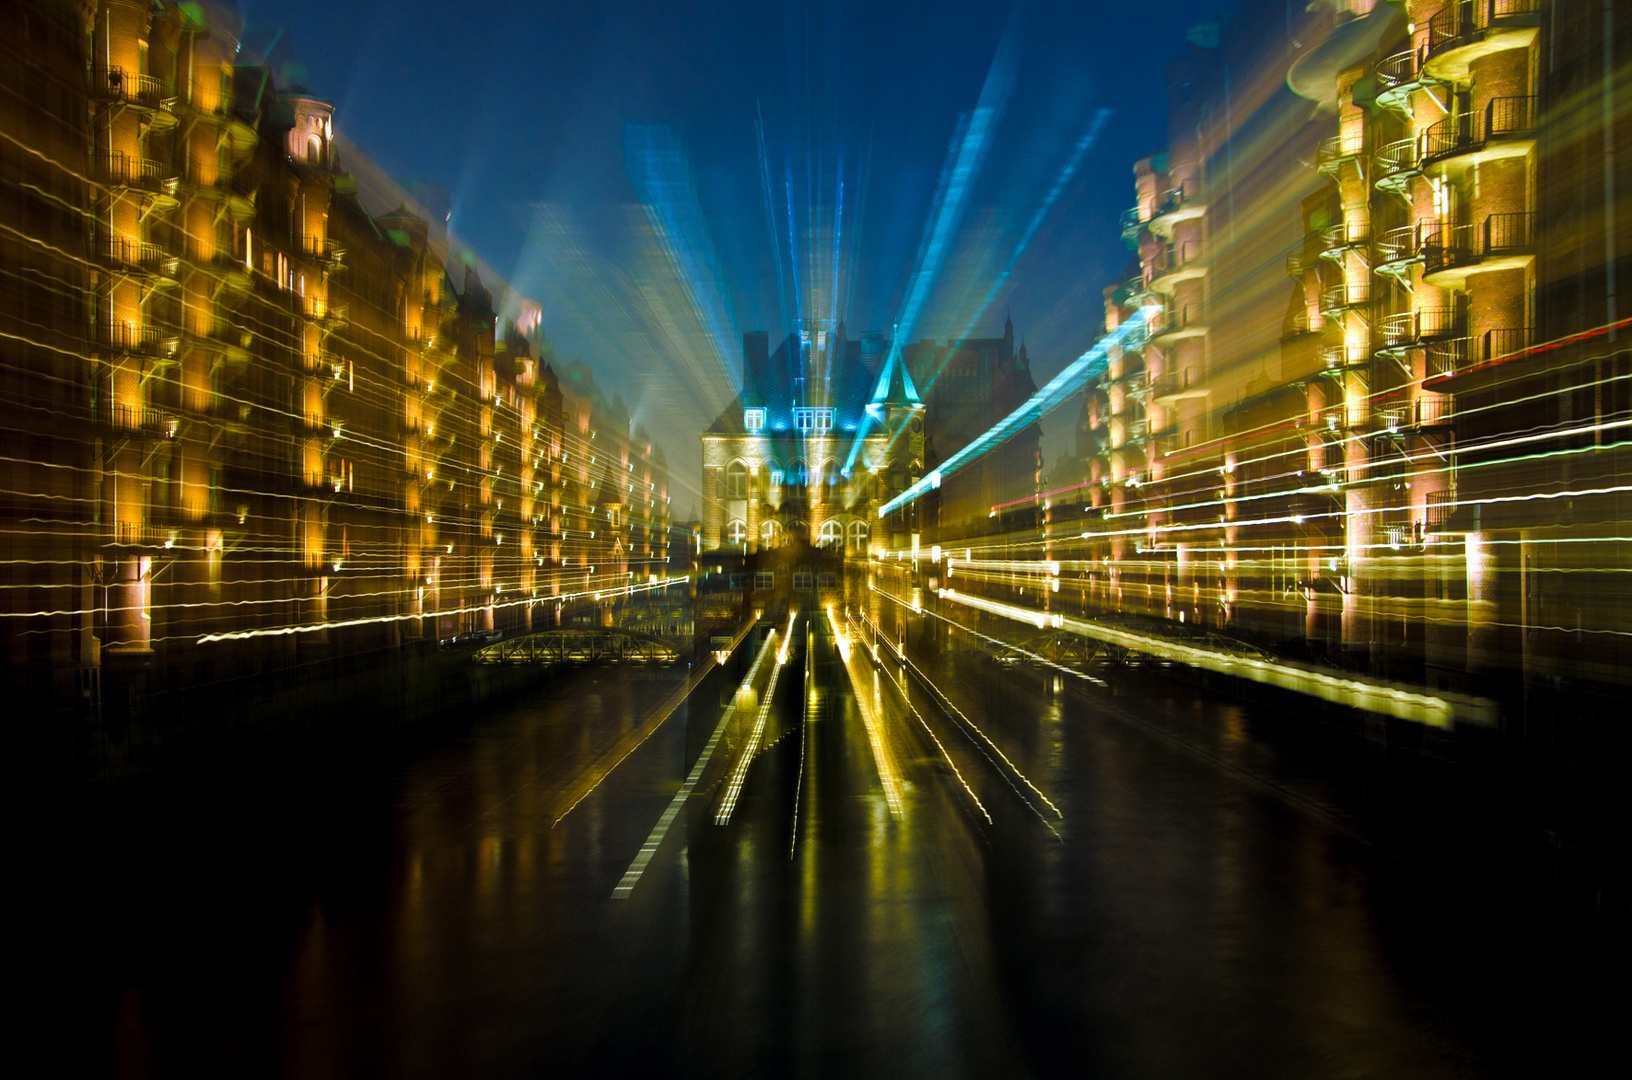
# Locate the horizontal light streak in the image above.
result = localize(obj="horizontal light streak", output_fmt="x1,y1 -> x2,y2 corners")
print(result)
938,587 -> 1494,729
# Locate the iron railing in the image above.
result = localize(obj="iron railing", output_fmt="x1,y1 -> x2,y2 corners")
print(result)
88,67 -> 165,107
1421,96 -> 1537,161
1427,0 -> 1541,60
96,151 -> 166,190
1320,281 -> 1372,312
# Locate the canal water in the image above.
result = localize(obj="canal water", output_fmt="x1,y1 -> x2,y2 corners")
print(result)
54,615 -> 1612,1077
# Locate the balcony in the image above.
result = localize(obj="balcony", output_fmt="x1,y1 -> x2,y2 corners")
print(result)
1318,343 -> 1371,370
1424,327 -> 1534,381
1315,133 -> 1365,178
88,67 -> 165,109
96,151 -> 168,192
96,322 -> 168,356
1319,219 -> 1370,259
1148,303 -> 1208,343
1147,249 -> 1207,294
97,235 -> 172,274
112,405 -> 181,436
1424,0 -> 1542,83
1420,212 -> 1534,285
1373,46 -> 1425,116
298,235 -> 345,264
1421,96 -> 1537,169
1119,206 -> 1145,245
1372,226 -> 1419,280
1150,371 -> 1206,402
1319,281 -> 1371,316
1373,137 -> 1421,198
1379,307 -> 1462,348
1147,183 -> 1206,238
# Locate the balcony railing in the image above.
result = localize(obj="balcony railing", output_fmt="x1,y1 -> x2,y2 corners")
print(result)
1421,212 -> 1534,277
1426,0 -> 1541,61
98,235 -> 169,269
1426,490 -> 1457,530
1315,133 -> 1365,174
1425,327 -> 1533,378
88,66 -> 164,108
1319,343 -> 1372,369
1321,219 -> 1371,251
298,235 -> 342,261
1421,96 -> 1537,163
1150,304 -> 1207,337
112,405 -> 181,435
1120,206 -> 1144,242
1380,307 -> 1462,347
1374,137 -> 1421,195
96,151 -> 167,191
1319,281 -> 1372,313
96,322 -> 166,355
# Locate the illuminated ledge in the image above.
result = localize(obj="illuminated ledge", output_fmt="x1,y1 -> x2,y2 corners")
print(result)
1423,25 -> 1539,84
1420,250 -> 1535,289
1148,260 -> 1209,294
938,588 -> 1497,730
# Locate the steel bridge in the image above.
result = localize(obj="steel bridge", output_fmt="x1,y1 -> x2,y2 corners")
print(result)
471,628 -> 684,667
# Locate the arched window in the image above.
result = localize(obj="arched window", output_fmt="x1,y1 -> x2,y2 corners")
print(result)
306,135 -> 322,165
725,460 -> 748,500
847,519 -> 870,553
725,519 -> 747,547
819,459 -> 839,499
759,519 -> 782,547
818,519 -> 842,549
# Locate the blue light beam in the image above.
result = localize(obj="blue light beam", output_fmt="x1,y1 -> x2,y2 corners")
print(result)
878,307 -> 1155,517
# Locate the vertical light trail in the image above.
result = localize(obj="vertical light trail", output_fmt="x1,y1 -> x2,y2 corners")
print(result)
829,605 -> 903,818
717,611 -> 799,824
612,625 -> 779,899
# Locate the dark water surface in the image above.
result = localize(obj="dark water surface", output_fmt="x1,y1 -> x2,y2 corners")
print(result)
58,619 -> 1610,1078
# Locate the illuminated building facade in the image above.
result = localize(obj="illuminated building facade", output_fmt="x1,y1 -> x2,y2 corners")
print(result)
700,318 -> 1041,558
1,0 -> 670,724
1067,0 -> 1629,704
701,322 -> 908,557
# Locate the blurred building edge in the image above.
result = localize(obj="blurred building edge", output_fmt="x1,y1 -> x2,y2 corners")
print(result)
1060,0 -> 1630,718
0,0 -> 672,743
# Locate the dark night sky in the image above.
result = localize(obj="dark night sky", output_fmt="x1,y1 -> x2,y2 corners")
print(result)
244,0 -> 1241,505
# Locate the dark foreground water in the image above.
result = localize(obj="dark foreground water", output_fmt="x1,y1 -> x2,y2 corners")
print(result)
53,617 -> 1613,1078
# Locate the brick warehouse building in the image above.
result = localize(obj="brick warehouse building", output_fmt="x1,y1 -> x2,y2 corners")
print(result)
1056,0 -> 1629,719
0,0 -> 671,728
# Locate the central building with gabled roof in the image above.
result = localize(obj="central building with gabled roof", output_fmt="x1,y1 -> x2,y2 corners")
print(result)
701,320 -> 926,556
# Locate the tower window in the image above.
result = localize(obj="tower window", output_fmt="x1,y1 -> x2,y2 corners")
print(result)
744,408 -> 765,431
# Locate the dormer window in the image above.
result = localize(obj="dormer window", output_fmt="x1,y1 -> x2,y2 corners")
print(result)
744,408 -> 765,431
795,407 -> 834,432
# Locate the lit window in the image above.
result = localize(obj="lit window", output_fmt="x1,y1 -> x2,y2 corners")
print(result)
846,519 -> 870,553
744,408 -> 765,431
818,520 -> 842,548
726,519 -> 747,547
725,460 -> 748,499
794,407 -> 835,432
759,519 -> 782,546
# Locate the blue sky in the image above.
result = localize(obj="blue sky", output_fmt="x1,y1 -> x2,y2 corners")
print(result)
245,0 -> 1238,497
